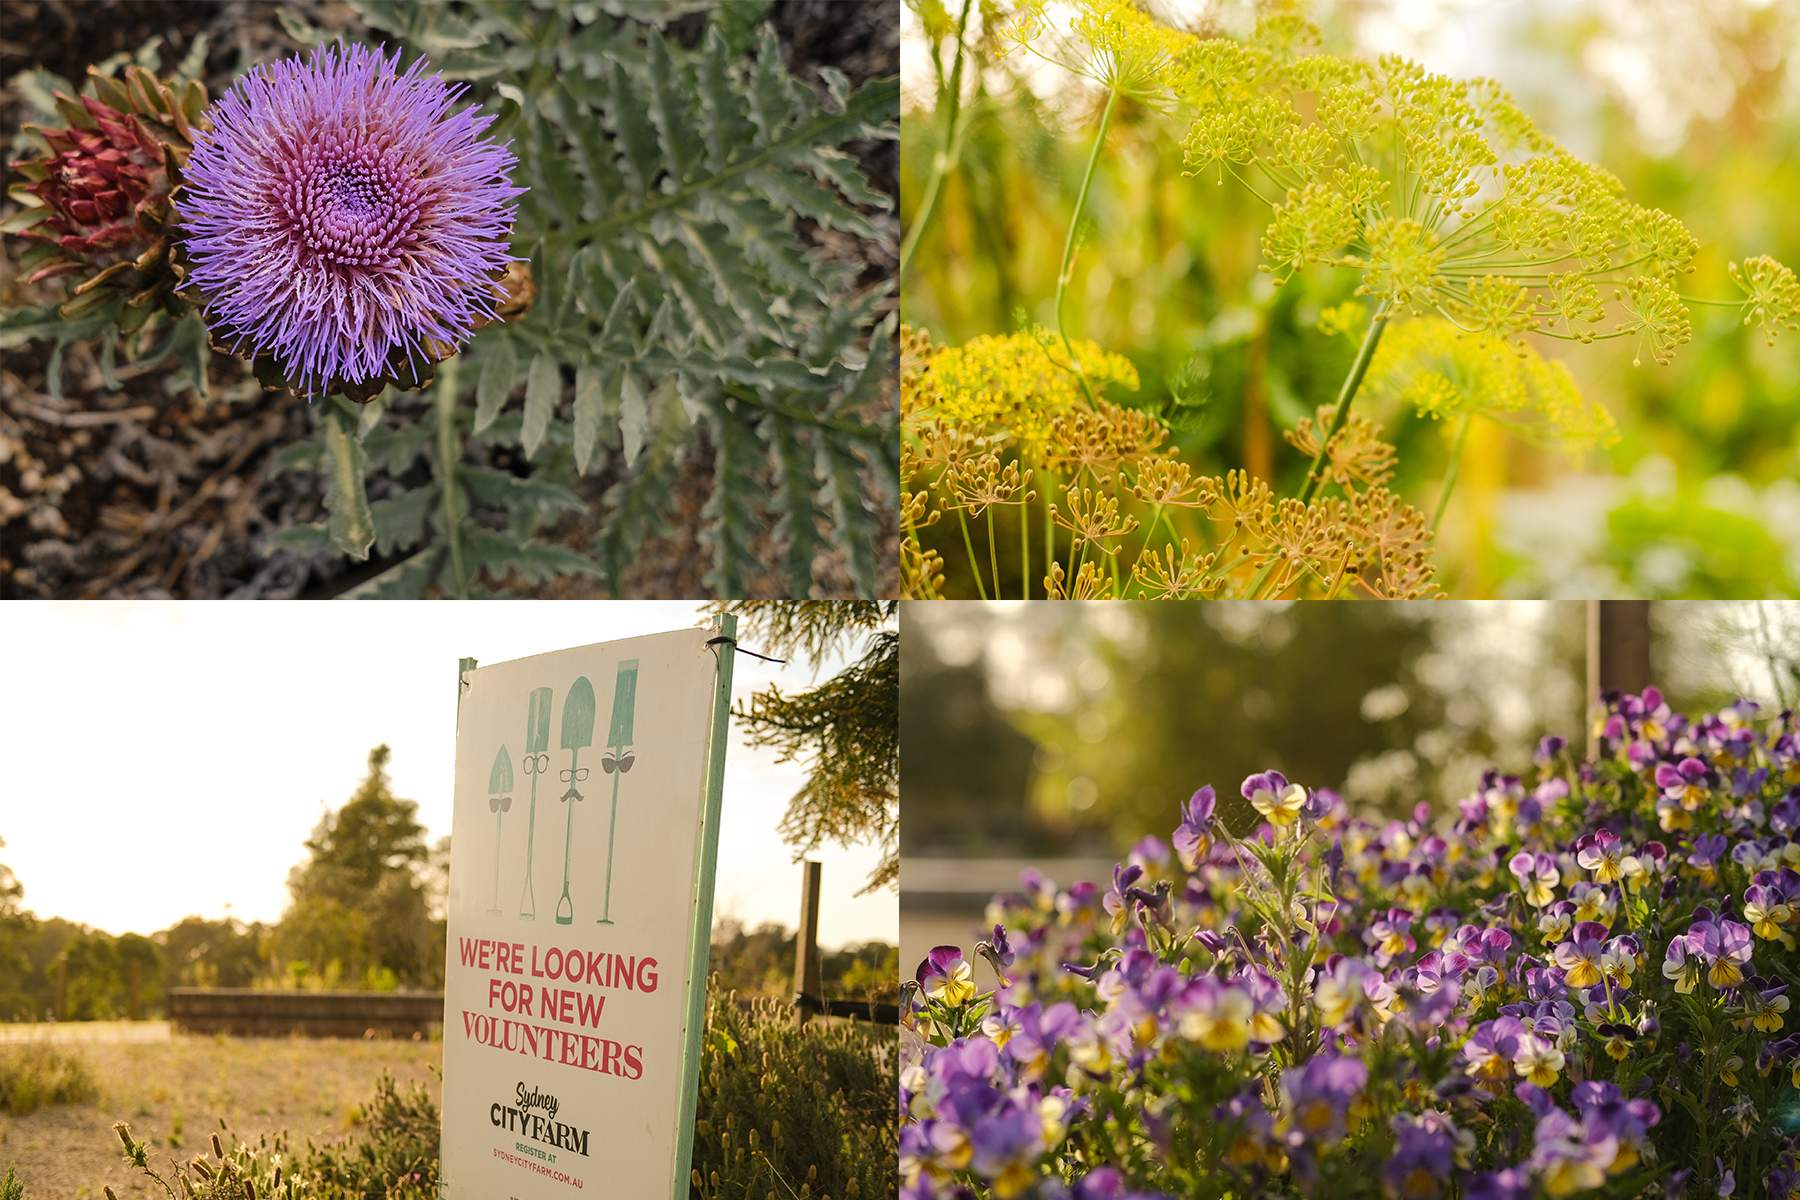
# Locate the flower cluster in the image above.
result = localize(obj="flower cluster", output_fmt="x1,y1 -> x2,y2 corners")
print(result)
901,688 -> 1800,1200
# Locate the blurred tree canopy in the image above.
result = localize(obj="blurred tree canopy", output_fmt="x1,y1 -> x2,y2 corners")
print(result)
707,917 -> 899,1003
720,601 -> 899,893
273,745 -> 445,989
902,602 -> 1593,856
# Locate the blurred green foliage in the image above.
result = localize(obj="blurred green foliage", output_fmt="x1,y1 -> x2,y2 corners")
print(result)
901,0 -> 1800,597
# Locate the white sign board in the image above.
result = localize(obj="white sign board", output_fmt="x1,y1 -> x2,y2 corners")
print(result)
440,623 -> 733,1199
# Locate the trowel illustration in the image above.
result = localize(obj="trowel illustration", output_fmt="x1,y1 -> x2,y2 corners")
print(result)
486,746 -> 514,917
555,676 -> 596,925
596,660 -> 639,925
518,687 -> 552,920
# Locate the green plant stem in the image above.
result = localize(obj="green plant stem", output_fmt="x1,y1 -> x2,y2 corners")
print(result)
1239,298 -> 1392,598
986,507 -> 1001,600
1300,298 -> 1392,505
956,507 -> 988,600
897,0 -> 975,284
1055,87 -> 1119,408
1020,497 -> 1031,601
1134,502 -> 1167,581
1432,411 -> 1474,535
434,354 -> 469,601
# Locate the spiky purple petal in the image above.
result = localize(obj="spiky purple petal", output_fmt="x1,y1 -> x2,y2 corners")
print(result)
175,43 -> 523,396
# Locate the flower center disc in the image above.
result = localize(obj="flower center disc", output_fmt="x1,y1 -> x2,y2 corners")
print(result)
277,130 -> 423,271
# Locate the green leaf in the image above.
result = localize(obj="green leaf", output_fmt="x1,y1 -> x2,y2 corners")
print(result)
167,311 -> 212,400
269,438 -> 325,476
0,206 -> 52,234
362,421 -> 434,476
817,435 -> 879,599
619,369 -> 649,465
609,59 -> 664,201
0,307 -> 109,352
647,30 -> 704,185
474,331 -> 517,434
521,351 -> 561,459
371,483 -> 439,557
700,391 -> 766,598
572,360 -> 614,475
764,414 -> 822,599
267,522 -> 335,555
276,9 -> 332,45
592,390 -> 686,595
321,402 -> 376,561
459,467 -> 587,522
465,528 -> 606,587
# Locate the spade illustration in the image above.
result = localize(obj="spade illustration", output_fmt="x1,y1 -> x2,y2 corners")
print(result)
555,676 -> 596,925
518,687 -> 552,920
486,746 -> 514,916
596,660 -> 639,925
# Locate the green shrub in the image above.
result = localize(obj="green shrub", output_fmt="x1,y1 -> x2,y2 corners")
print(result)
0,1164 -> 25,1200
691,987 -> 896,1200
297,1072 -> 439,1200
0,1041 -> 97,1116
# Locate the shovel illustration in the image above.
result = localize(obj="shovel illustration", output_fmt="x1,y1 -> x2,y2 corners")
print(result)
518,687 -> 552,920
596,660 -> 639,925
486,746 -> 514,916
555,676 -> 596,925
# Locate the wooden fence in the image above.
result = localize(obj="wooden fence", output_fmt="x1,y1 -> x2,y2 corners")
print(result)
167,988 -> 443,1038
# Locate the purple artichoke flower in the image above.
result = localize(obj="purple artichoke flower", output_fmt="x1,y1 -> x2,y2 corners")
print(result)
175,42 -> 524,400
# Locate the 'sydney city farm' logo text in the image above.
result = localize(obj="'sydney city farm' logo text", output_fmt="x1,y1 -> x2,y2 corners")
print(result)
492,1082 -> 590,1157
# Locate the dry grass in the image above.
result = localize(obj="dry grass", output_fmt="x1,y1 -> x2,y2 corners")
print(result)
0,1034 -> 441,1199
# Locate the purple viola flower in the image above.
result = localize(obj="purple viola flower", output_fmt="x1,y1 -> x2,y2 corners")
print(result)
975,924 -> 1015,985
176,43 -> 523,399
1465,1168 -> 1532,1200
1716,1158 -> 1735,1198
1281,1051 -> 1367,1146
1173,786 -> 1216,869
917,945 -> 977,1006
1102,863 -> 1143,935
1383,1113 -> 1457,1200
1216,1088 -> 1277,1167
1536,735 -> 1567,766
1656,757 -> 1711,808
1243,769 -> 1308,828
1687,833 -> 1729,883
1552,921 -> 1609,989
1695,918 -> 1755,988
1575,829 -> 1626,883
966,1102 -> 1045,1196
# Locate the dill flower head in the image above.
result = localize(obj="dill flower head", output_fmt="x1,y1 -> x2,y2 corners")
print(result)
175,42 -> 523,400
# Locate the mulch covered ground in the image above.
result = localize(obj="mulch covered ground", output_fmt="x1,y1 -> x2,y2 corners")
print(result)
0,0 -> 897,598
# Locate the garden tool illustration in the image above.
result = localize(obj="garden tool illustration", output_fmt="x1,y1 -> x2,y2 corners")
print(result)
518,686 -> 552,920
596,660 -> 639,925
486,745 -> 514,916
555,675 -> 596,925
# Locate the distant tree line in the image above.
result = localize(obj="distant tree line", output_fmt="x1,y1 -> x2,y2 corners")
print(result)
0,746 -> 447,1021
707,916 -> 898,1003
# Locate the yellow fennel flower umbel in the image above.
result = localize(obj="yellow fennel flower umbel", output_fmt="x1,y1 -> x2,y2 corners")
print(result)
906,329 -> 1139,453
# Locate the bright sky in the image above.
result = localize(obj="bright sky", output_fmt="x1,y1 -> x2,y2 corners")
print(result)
0,602 -> 896,951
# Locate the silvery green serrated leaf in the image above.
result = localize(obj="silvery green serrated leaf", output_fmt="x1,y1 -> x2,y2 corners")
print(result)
521,351 -> 561,458
535,120 -> 589,230
817,435 -> 879,599
745,27 -> 793,147
654,374 -> 687,432
649,236 -> 736,349
703,195 -> 831,298
475,331 -> 518,433
699,392 -> 765,598
45,339 -> 67,403
321,403 -> 376,561
808,289 -> 883,367
267,523 -> 335,554
572,360 -> 613,475
168,311 -> 212,401
697,28 -> 751,173
674,371 -> 706,424
277,10 -> 331,45
764,414 -> 821,599
609,60 -> 663,201
619,369 -> 648,466
592,393 -> 684,593
458,466 -> 587,520
358,391 -> 391,438
0,306 -> 108,351
98,328 -> 120,390
554,81 -> 621,216
647,31 -> 704,185
672,215 -> 787,343
596,277 -> 637,348
746,167 -> 879,239
130,35 -> 164,72
269,438 -> 324,476
362,420 -> 433,476
800,147 -> 893,211
371,483 -> 438,557
817,66 -> 850,114
642,295 -> 675,355
464,528 -> 606,586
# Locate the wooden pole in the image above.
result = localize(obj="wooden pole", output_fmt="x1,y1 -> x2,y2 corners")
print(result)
794,860 -> 822,1026
57,956 -> 67,1021
1587,600 -> 1654,758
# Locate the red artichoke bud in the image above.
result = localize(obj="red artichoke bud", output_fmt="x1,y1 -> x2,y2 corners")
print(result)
3,65 -> 209,329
